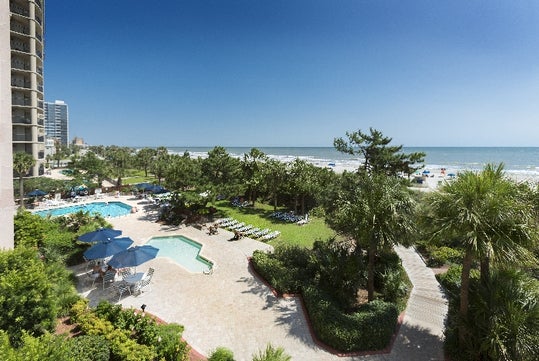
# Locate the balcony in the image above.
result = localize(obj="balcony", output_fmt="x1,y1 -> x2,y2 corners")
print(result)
36,50 -> 42,58
10,42 -> 30,53
38,136 -> 44,142
12,98 -> 31,106
12,117 -> 31,125
37,84 -> 43,92
13,134 -> 32,142
35,16 -> 42,26
11,80 -> 31,89
10,22 -> 29,35
35,0 -> 42,9
37,119 -> 44,126
10,5 -> 29,17
38,151 -> 45,160
36,33 -> 42,42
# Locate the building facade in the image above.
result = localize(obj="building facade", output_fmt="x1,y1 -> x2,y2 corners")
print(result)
44,100 -> 68,145
10,0 -> 45,177
1,0 -> 15,249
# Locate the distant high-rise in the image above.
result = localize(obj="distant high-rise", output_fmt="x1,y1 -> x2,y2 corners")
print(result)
10,0 -> 45,177
44,100 -> 69,145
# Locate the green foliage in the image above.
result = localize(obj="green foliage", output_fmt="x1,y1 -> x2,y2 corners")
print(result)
444,269 -> 539,361
426,246 -> 462,267
0,331 -> 76,361
302,286 -> 399,352
0,247 -> 58,346
251,250 -> 299,294
69,335 -> 110,361
14,209 -> 50,248
208,346 -> 235,361
154,323 -> 190,361
252,241 -> 404,352
252,343 -> 291,361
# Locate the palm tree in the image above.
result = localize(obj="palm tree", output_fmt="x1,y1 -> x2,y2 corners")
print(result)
13,152 -> 36,208
426,163 -> 536,349
465,268 -> 539,361
326,171 -> 416,301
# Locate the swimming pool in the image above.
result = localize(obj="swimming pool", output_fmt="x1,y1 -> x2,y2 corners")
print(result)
146,235 -> 213,273
34,201 -> 132,218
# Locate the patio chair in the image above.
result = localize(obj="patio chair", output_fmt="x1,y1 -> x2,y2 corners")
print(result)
102,270 -> 116,290
119,268 -> 134,280
113,281 -> 132,302
133,272 -> 153,295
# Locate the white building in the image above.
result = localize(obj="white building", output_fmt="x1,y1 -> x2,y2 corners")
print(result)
44,100 -> 69,145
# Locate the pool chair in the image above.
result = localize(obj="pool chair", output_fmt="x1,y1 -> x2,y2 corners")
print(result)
229,222 -> 245,230
243,227 -> 260,236
113,281 -> 132,302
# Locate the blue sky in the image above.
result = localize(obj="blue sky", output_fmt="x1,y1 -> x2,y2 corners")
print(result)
44,1 -> 539,147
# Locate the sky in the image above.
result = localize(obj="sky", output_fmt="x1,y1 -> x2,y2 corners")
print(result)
44,0 -> 539,147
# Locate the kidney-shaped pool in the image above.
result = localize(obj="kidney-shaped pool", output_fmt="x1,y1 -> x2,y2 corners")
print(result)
146,235 -> 213,274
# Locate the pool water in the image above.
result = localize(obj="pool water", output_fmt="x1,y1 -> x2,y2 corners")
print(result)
146,235 -> 213,273
34,201 -> 132,218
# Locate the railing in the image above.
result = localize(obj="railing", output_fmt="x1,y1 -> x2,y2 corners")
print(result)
13,134 -> 32,142
36,33 -> 42,42
11,62 -> 31,70
36,50 -> 42,58
11,81 -> 31,89
37,85 -> 43,92
35,16 -> 42,25
10,5 -> 29,17
10,43 -> 30,53
10,23 -> 29,35
12,117 -> 32,125
35,0 -> 42,9
12,98 -> 31,106
38,136 -> 44,142
37,67 -> 43,75
37,119 -> 44,126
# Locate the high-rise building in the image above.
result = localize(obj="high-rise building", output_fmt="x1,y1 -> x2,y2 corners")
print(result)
1,0 -> 15,249
10,0 -> 45,177
44,100 -> 69,145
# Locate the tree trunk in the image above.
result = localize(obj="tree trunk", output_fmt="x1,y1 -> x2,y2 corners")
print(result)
367,238 -> 376,302
301,194 -> 305,216
273,192 -> 277,211
480,257 -> 490,285
459,250 -> 473,349
19,176 -> 25,209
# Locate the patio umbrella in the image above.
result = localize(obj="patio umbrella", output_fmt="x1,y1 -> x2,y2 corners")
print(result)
78,228 -> 122,243
422,169 -> 430,174
27,189 -> 47,197
107,245 -> 159,269
83,237 -> 134,260
135,183 -> 153,191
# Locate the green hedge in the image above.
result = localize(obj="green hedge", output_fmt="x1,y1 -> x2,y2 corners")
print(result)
302,286 -> 398,352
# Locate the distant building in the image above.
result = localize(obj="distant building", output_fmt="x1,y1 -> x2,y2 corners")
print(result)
72,136 -> 86,147
44,100 -> 69,145
10,0 -> 46,177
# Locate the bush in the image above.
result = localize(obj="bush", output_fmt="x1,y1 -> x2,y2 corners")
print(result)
252,343 -> 291,361
208,346 -> 235,361
302,286 -> 399,352
0,247 -> 58,346
251,251 -> 300,294
427,246 -> 462,267
70,334 -> 110,361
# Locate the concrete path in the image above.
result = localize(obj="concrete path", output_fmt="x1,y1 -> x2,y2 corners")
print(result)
74,196 -> 447,361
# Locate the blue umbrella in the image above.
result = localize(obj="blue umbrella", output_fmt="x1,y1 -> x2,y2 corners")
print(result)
107,245 -> 159,269
148,185 -> 167,194
78,228 -> 122,243
135,182 -> 153,191
83,237 -> 134,260
422,169 -> 430,174
27,189 -> 47,197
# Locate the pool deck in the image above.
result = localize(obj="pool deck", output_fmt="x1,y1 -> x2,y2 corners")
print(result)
73,194 -> 447,361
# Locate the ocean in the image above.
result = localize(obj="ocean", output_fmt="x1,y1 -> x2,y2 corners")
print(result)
164,146 -> 539,182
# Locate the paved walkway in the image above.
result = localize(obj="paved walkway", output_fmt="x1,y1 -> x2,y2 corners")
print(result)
74,196 -> 447,361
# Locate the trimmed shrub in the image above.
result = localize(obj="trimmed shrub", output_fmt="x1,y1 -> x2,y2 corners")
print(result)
251,251 -> 299,294
70,334 -> 110,361
302,286 -> 399,352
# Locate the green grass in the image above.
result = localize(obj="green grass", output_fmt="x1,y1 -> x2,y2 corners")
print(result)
122,176 -> 156,185
212,201 -> 337,248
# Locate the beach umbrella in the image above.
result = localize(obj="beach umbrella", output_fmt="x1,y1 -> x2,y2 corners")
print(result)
107,245 -> 159,269
422,170 -> 430,174
78,228 -> 122,243
135,182 -> 153,191
148,184 -> 167,194
27,189 -> 47,197
83,237 -> 134,260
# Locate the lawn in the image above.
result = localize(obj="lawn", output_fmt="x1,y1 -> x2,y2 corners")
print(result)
212,200 -> 337,248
